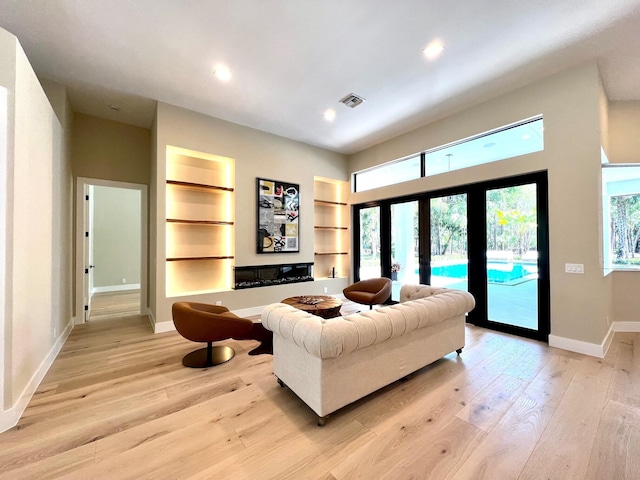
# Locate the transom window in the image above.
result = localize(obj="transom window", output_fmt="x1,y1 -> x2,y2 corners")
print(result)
354,116 -> 544,193
353,154 -> 421,193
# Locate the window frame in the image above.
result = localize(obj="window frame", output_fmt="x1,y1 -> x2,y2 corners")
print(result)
602,164 -> 640,272
353,115 -> 544,193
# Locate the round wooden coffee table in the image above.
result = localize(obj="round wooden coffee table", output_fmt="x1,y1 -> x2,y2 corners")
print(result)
281,295 -> 343,319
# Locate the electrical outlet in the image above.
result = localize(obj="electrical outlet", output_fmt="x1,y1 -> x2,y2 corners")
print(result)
53,327 -> 58,338
215,301 -> 222,306
323,287 -> 328,293
121,278 -> 126,284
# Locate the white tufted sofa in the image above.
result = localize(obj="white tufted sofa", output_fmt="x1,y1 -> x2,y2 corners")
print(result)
261,284 -> 475,424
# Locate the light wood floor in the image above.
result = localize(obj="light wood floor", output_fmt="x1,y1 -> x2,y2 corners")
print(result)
1,311 -> 640,479
89,290 -> 141,321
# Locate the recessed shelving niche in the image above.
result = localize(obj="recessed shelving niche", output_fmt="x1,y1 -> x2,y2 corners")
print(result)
314,177 -> 350,279
166,146 -> 235,296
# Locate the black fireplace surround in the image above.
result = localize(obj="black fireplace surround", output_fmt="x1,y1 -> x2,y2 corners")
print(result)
234,262 -> 314,289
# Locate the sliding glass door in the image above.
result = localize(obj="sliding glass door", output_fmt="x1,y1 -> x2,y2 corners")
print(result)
390,200 -> 419,301
357,205 -> 381,280
485,183 -> 539,330
353,171 -> 549,341
429,194 -> 468,291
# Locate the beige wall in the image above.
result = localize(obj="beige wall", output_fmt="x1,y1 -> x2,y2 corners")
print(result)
39,78 -> 72,129
611,271 -> 640,324
608,101 -> 640,164
0,28 -> 73,431
348,62 -> 612,346
599,82 -> 610,159
71,113 -> 151,185
0,26 -> 17,419
13,38 -> 55,404
149,113 -> 158,325
42,80 -> 74,373
152,102 -> 348,325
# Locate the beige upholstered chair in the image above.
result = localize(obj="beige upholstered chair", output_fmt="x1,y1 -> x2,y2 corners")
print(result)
172,302 -> 272,368
343,277 -> 392,310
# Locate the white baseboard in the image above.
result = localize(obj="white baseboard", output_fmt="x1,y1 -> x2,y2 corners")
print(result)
0,317 -> 74,433
232,305 -> 265,318
152,295 -> 346,335
152,305 -> 270,334
146,308 -> 162,333
547,320 -> 640,358
233,294 -> 345,318
92,283 -> 140,294
0,404 -> 18,434
154,320 -> 175,334
613,321 -> 640,332
549,327 -> 613,358
152,306 -> 265,334
602,325 -> 615,358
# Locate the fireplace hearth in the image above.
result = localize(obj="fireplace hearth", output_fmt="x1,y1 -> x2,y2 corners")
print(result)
234,263 -> 314,289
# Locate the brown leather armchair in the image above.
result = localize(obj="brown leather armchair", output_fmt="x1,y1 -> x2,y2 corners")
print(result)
343,277 -> 392,310
172,302 -> 273,368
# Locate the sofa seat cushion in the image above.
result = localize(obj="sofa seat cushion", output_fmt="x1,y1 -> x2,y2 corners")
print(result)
261,289 -> 475,360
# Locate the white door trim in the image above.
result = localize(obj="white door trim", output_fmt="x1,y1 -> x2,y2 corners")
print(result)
75,177 -> 148,324
0,87 -> 9,413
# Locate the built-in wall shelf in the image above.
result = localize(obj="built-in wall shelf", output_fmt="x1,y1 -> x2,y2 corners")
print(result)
314,177 -> 350,280
166,179 -> 234,192
165,146 -> 235,296
167,219 -> 234,226
314,199 -> 347,206
167,256 -> 235,262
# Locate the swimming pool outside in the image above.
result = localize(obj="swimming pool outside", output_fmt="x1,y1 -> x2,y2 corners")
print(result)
427,260 -> 538,330
366,260 -> 539,330
428,261 -> 537,284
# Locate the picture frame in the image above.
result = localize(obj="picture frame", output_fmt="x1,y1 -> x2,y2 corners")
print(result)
256,177 -> 300,253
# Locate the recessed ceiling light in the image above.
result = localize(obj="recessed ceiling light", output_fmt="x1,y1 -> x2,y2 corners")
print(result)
213,65 -> 232,82
323,109 -> 336,122
423,40 -> 444,60
522,134 -> 531,140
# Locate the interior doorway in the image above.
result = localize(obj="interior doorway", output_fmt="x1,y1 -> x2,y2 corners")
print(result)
75,177 -> 148,324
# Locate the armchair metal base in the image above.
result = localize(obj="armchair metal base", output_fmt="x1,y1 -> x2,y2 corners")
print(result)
182,343 -> 235,368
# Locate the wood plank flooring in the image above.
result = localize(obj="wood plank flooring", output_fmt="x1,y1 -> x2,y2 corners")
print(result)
2,310 -> 640,479
89,290 -> 140,321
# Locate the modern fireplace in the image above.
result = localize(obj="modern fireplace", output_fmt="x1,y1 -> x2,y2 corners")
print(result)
234,262 -> 314,289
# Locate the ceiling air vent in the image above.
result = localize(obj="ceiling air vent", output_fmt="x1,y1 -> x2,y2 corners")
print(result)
339,93 -> 366,108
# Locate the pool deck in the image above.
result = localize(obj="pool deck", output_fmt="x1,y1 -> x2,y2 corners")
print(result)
488,279 -> 538,330
391,275 -> 538,331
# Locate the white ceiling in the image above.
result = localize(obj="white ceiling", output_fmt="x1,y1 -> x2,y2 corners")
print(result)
2,1 -> 640,155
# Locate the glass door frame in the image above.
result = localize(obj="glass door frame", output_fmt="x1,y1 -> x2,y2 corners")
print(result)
352,202 -> 388,283
465,171 -> 549,342
352,171 -> 550,342
353,196 -> 423,291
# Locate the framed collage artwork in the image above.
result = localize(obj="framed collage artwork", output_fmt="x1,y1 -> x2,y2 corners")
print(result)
256,178 -> 300,253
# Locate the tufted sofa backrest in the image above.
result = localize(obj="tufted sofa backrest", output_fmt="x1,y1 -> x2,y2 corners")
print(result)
399,284 -> 451,303
261,287 -> 475,359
